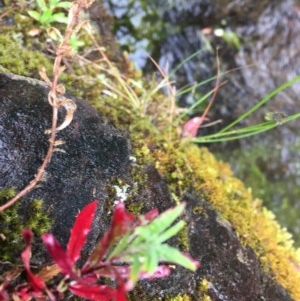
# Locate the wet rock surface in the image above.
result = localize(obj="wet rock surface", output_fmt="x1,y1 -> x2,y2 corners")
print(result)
0,71 -> 294,300
184,191 -> 293,301
0,72 -> 131,249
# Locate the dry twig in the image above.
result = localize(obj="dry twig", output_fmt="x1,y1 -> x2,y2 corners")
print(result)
0,0 -> 95,212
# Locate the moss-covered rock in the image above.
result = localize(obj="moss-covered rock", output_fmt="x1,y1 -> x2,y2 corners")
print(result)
0,1 -> 300,300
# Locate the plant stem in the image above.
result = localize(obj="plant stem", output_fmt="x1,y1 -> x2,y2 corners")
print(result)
0,0 -> 94,212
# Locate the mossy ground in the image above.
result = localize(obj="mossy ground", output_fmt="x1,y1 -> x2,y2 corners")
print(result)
1,2 -> 300,300
215,141 -> 300,246
0,189 -> 52,261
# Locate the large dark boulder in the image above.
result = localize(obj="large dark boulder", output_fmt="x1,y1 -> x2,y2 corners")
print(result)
0,72 -> 131,248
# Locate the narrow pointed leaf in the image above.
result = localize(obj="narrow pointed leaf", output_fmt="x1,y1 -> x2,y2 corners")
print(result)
42,233 -> 76,278
69,284 -> 115,301
55,1 -> 72,8
21,230 -> 46,292
143,208 -> 159,221
51,13 -> 69,24
129,256 -> 141,285
144,247 -> 158,274
84,202 -> 135,270
157,245 -> 199,271
143,203 -> 185,237
155,220 -> 186,244
67,200 -> 98,264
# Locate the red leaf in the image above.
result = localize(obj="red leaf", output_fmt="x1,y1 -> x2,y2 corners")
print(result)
143,208 -> 158,222
140,265 -> 171,280
114,270 -> 128,301
67,201 -> 99,265
22,229 -> 33,245
21,230 -> 46,292
115,281 -> 127,301
41,233 -> 77,278
0,284 -> 9,301
69,283 -> 116,301
182,116 -> 209,137
83,202 -> 135,271
112,202 -> 135,228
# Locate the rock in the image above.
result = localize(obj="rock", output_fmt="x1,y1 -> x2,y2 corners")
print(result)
0,72 -> 131,250
127,179 -> 294,301
185,192 -> 293,301
0,71 -> 294,300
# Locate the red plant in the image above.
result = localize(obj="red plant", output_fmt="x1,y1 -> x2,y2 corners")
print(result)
0,201 -> 197,301
182,116 -> 209,137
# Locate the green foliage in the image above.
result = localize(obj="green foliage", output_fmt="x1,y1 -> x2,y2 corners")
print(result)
68,33 -> 86,52
184,74 -> 300,143
0,34 -> 53,77
27,0 -> 86,53
0,189 -> 52,261
28,0 -> 72,28
109,203 -> 197,285
216,141 -> 300,246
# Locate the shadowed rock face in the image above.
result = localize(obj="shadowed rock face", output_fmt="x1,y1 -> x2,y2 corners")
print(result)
184,192 -> 293,301
0,72 -> 131,247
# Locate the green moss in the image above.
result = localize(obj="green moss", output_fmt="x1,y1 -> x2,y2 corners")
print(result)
0,189 -> 52,262
177,227 -> 189,252
0,34 -> 53,77
127,203 -> 144,215
164,294 -> 191,301
183,145 -> 300,299
216,142 -> 300,246
198,278 -> 212,301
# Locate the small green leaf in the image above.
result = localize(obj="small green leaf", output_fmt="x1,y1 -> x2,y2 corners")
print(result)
130,255 -> 142,284
145,203 -> 185,236
134,226 -> 153,241
49,0 -> 60,9
108,231 -> 133,259
157,245 -> 198,271
28,10 -> 42,22
40,9 -> 53,25
55,1 -> 72,9
144,247 -> 158,273
134,203 -> 185,242
51,13 -> 69,24
36,0 -> 47,11
155,220 -> 186,244
69,35 -> 85,52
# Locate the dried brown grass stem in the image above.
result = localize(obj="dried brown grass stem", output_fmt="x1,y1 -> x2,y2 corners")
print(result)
0,0 -> 94,212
